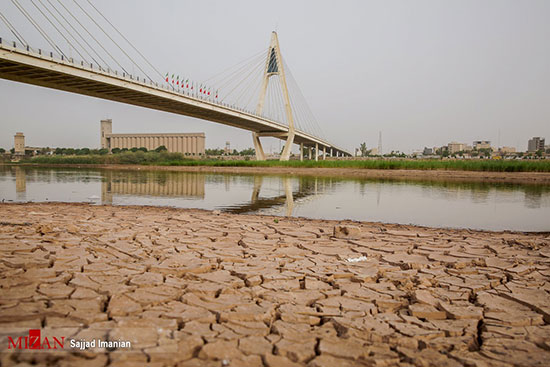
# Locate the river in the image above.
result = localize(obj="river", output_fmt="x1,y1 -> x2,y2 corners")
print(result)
1,166 -> 549,231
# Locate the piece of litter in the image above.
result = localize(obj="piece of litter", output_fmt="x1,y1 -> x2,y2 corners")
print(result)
347,256 -> 368,263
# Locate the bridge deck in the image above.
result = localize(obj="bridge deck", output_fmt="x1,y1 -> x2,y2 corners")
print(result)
0,40 -> 351,156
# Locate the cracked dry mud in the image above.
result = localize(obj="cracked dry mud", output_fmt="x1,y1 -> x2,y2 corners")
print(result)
0,203 -> 549,367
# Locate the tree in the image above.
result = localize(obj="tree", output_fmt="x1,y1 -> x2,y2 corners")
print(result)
111,148 -> 121,154
10,148 -> 15,154
535,149 -> 543,157
130,147 -> 139,152
98,148 -> 109,155
240,148 -> 255,156
155,145 -> 167,153
359,142 -> 368,157
0,148 -> 5,153
138,147 -> 148,152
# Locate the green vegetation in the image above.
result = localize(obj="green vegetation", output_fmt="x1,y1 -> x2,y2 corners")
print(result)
26,151 -> 185,165
16,151 -> 550,172
205,147 -> 255,156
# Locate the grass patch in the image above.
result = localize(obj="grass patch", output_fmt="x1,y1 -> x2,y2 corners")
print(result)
20,152 -> 550,172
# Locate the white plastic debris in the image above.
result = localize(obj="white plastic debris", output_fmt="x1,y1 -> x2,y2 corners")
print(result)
346,256 -> 368,263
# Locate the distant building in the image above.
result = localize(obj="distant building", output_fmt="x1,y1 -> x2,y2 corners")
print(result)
12,133 -> 49,156
447,142 -> 467,154
100,119 -> 205,156
13,132 -> 25,155
423,147 -> 437,155
499,146 -> 516,154
473,140 -> 491,150
224,141 -> 231,155
527,137 -> 545,152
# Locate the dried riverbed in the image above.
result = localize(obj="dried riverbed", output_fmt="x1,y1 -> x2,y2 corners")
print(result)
0,203 -> 549,366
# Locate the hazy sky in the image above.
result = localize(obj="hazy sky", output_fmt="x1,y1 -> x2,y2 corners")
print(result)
1,0 -> 549,153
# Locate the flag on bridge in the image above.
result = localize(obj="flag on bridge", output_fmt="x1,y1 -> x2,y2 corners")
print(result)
215,90 -> 218,99
171,74 -> 174,84
176,75 -> 179,86
165,73 -> 168,82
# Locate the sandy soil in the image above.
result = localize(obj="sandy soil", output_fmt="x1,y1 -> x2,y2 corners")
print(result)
14,163 -> 550,185
0,202 -> 549,366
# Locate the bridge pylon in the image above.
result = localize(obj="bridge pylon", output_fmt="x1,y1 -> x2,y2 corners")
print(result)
254,32 -> 295,161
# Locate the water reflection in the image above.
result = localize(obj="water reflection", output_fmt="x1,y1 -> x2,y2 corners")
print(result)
1,166 -> 549,231
224,176 -> 329,216
101,171 -> 205,205
15,166 -> 26,201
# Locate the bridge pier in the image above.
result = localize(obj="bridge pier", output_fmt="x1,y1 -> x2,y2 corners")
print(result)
315,143 -> 319,161
252,133 -> 266,161
280,132 -> 294,161
300,143 -> 303,161
323,146 -> 326,160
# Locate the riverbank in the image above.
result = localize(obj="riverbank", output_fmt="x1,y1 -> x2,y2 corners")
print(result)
0,202 -> 549,366
9,162 -> 550,184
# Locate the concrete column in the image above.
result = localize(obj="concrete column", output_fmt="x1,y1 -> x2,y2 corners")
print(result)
199,136 -> 205,155
183,137 -> 188,155
252,132 -> 266,160
323,146 -> 326,160
315,143 -> 318,161
300,143 -> 303,161
309,147 -> 312,160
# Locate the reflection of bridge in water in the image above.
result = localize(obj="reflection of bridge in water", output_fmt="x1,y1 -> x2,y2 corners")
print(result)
101,171 -> 205,204
223,176 -> 335,216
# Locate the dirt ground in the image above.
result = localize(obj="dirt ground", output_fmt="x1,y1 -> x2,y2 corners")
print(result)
0,202 -> 549,366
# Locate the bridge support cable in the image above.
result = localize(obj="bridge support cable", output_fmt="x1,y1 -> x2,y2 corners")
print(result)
47,0 -> 113,71
71,0 -> 154,84
10,0 -> 67,58
29,0 -> 88,63
205,51 -> 267,108
83,0 -> 168,85
283,59 -> 326,140
0,10 -> 28,46
54,0 -> 130,74
41,0 -> 104,67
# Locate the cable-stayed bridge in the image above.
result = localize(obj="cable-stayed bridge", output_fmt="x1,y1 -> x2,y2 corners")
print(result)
0,1 -> 351,160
